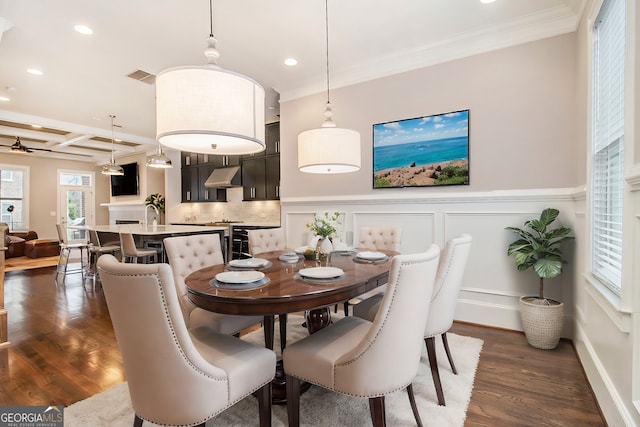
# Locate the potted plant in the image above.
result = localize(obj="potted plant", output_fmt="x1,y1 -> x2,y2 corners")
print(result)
505,208 -> 574,350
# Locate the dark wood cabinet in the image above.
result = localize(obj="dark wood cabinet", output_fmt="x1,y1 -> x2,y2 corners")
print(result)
265,155 -> 280,199
265,122 -> 280,155
242,158 -> 267,200
181,122 -> 279,203
181,167 -> 198,202
181,157 -> 228,202
240,122 -> 280,201
197,154 -> 240,167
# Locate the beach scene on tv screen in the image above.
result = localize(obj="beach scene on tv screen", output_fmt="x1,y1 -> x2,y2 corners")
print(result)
373,110 -> 469,188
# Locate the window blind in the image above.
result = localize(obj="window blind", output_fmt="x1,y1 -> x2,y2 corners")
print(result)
591,0 -> 625,293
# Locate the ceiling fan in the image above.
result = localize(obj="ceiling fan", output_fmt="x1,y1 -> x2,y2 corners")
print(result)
0,137 -> 52,153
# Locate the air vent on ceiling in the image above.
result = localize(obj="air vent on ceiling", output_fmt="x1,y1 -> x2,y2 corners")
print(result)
127,69 -> 156,85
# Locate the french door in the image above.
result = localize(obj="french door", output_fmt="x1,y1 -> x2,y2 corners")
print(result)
57,171 -> 95,242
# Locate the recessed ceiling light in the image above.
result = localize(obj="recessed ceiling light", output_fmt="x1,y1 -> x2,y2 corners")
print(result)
74,24 -> 93,35
27,68 -> 43,75
31,124 -> 42,128
284,58 -> 298,66
480,0 -> 496,3
0,96 -> 9,102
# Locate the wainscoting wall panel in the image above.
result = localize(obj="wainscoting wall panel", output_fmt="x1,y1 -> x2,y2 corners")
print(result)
281,188 -> 578,334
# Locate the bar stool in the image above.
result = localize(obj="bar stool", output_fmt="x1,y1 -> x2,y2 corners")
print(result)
55,223 -> 90,285
119,232 -> 158,263
87,229 -> 120,285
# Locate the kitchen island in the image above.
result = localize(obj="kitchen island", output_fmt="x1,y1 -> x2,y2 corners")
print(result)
82,224 -> 228,262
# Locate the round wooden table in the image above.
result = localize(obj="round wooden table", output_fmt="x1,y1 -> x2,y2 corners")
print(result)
185,249 -> 396,404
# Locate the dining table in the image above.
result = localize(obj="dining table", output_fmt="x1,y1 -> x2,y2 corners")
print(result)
184,248 -> 397,404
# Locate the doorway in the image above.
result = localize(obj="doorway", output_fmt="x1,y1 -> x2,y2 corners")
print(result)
57,170 -> 95,242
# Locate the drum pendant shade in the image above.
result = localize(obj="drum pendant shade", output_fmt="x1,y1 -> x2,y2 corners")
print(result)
156,66 -> 265,155
298,125 -> 360,174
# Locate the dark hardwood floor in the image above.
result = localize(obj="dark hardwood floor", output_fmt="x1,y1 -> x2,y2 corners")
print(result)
0,266 -> 606,426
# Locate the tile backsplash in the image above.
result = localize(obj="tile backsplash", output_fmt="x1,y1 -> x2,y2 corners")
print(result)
169,187 -> 281,224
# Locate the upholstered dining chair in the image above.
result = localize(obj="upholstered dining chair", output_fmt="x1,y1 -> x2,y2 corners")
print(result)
119,232 -> 158,264
164,233 -> 263,337
247,227 -> 286,255
343,226 -> 403,315
283,245 -> 441,427
358,226 -> 402,252
247,227 -> 289,351
97,254 -> 276,427
55,223 -> 90,285
354,233 -> 473,406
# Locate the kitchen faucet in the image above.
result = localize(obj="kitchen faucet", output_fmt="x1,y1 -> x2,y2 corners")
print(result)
146,204 -> 159,226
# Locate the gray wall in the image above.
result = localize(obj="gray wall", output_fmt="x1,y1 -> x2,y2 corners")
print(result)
281,32 -> 581,197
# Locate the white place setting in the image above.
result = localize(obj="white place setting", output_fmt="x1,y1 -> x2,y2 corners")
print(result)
210,270 -> 270,290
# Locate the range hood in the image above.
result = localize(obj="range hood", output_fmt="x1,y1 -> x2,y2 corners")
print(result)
204,166 -> 241,188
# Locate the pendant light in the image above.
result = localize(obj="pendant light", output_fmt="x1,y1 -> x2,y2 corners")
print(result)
101,115 -> 124,176
297,0 -> 361,174
146,142 -> 173,169
155,0 -> 265,155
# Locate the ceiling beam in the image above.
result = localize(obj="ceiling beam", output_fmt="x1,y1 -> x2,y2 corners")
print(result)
0,110 -> 157,146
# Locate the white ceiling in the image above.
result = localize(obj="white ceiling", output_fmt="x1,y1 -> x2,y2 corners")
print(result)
0,0 -> 585,164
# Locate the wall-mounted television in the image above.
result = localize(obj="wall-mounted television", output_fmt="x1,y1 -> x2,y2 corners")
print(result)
373,109 -> 469,188
110,162 -> 139,196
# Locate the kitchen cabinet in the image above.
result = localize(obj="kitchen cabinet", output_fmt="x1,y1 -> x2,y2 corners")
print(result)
242,122 -> 279,159
181,122 -> 279,202
197,153 -> 240,167
181,167 -> 198,202
241,122 -> 280,201
265,122 -> 280,155
241,155 -> 280,201
181,163 -> 227,202
242,158 -> 267,200
265,155 -> 280,199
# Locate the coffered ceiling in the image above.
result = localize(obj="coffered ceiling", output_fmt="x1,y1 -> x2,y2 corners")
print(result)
0,0 -> 585,164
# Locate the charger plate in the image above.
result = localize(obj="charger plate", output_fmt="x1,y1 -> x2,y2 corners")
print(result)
355,251 -> 387,260
295,273 -> 345,285
298,267 -> 344,279
228,258 -> 269,268
227,259 -> 273,270
215,271 -> 265,284
210,276 -> 271,290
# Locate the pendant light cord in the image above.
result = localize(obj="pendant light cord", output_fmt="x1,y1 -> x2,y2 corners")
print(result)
325,0 -> 330,105
209,0 -> 214,37
109,114 -> 116,163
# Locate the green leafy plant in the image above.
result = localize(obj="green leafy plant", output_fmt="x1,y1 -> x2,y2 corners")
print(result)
145,193 -> 165,213
505,208 -> 574,300
307,212 -> 342,238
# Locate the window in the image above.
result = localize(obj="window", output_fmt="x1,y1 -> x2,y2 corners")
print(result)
0,165 -> 29,230
590,0 -> 625,294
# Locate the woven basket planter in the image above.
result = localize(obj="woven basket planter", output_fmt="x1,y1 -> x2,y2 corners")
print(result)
519,296 -> 564,350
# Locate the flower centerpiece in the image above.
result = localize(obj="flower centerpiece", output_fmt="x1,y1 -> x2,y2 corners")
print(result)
307,212 -> 342,260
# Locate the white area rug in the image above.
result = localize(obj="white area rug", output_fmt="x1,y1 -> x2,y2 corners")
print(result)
66,315 -> 483,426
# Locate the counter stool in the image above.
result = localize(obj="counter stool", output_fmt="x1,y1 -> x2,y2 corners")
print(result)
87,229 -> 120,286
119,232 -> 158,263
55,223 -> 89,285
